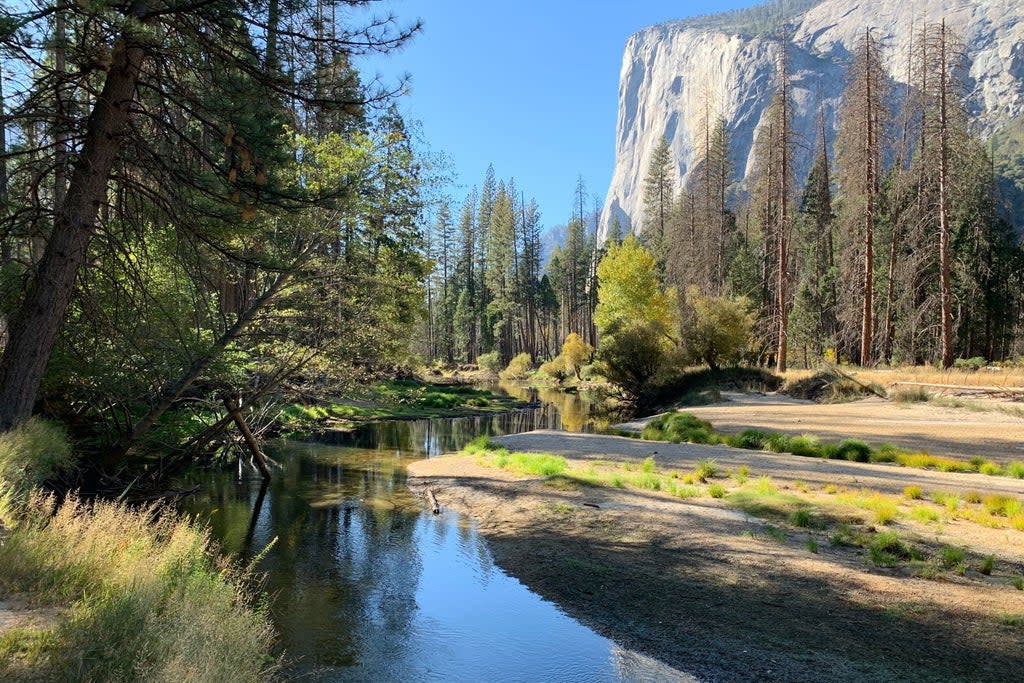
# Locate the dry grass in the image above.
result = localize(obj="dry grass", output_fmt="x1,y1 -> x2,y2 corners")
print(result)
0,495 -> 277,682
810,366 -> 1024,389
0,419 -> 276,682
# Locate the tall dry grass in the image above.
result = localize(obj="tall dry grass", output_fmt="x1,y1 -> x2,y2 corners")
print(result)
0,419 -> 277,682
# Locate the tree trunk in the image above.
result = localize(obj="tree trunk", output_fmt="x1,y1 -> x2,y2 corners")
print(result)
224,396 -> 272,481
937,21 -> 955,369
0,34 -> 146,430
860,31 -> 875,367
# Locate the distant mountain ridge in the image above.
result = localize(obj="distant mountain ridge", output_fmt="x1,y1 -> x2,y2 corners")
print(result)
600,0 -> 1024,238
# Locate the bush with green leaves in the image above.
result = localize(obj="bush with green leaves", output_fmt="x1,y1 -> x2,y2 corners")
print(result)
477,351 -> 502,374
683,287 -> 754,371
499,352 -> 533,380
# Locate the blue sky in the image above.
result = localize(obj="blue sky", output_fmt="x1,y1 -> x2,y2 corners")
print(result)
360,0 -> 762,228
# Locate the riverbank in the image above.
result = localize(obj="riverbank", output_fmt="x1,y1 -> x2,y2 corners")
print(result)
0,420 -> 276,682
408,424 -> 1024,681
277,378 -> 530,436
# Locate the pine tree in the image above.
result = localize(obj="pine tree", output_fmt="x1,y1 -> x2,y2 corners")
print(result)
836,28 -> 888,365
642,138 -> 674,270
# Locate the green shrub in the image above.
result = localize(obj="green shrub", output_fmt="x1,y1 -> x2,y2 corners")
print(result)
953,356 -> 987,371
477,351 -> 502,373
763,433 -> 792,453
834,439 -> 872,462
641,413 -> 717,445
789,509 -> 812,527
499,352 -> 534,380
788,435 -> 823,457
1006,462 -> 1024,479
871,444 -> 901,463
869,531 -> 919,566
729,429 -> 773,450
941,546 -> 966,568
980,555 -> 995,575
708,483 -> 727,498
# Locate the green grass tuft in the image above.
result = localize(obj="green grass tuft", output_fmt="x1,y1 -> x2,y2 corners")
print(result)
869,531 -> 919,567
903,485 -> 923,500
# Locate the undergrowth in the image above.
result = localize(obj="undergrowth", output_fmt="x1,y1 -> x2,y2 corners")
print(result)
0,420 -> 277,681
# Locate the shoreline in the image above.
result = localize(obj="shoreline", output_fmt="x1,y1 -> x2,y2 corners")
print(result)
408,430 -> 1024,681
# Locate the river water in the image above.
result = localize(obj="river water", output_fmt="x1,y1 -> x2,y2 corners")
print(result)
180,384 -> 695,682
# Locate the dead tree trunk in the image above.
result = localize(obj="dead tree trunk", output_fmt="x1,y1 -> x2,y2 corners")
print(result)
223,396 -> 272,481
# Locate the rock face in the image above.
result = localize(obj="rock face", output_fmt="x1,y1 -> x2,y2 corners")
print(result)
601,0 -> 1024,239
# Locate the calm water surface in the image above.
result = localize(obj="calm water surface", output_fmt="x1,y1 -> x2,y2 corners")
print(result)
180,385 -> 696,682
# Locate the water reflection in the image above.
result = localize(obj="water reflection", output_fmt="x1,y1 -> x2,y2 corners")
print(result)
180,388 -> 694,682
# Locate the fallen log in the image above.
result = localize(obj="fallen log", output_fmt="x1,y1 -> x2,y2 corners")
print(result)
425,487 -> 440,514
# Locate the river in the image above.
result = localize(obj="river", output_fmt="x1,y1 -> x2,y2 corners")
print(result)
179,384 -> 695,682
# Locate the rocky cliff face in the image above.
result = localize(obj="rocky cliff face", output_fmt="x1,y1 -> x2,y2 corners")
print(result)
601,0 -> 1024,238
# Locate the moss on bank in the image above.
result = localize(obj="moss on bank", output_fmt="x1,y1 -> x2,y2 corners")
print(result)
278,379 -> 528,435
0,420 -> 276,682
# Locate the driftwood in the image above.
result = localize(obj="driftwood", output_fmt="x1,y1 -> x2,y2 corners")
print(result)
223,396 -> 272,481
425,487 -> 440,514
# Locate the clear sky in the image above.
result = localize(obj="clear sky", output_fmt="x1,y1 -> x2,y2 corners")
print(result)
360,0 -> 762,228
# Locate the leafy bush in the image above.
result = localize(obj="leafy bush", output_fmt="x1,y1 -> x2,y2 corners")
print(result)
834,439 -> 872,462
953,356 -> 987,371
560,333 -> 594,380
477,351 -> 502,373
499,352 -> 533,380
683,287 -> 754,371
539,356 -> 569,383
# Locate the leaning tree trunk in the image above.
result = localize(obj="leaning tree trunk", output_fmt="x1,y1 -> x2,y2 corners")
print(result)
0,35 -> 146,430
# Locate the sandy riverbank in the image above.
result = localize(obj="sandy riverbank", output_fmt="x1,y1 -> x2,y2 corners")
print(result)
408,407 -> 1024,681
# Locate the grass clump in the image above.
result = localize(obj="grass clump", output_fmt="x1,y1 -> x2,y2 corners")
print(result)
1013,576 -> 1024,590
998,614 -> 1024,627
805,537 -> 819,553
789,509 -> 813,528
0,495 -> 276,682
903,485 -> 923,500
869,531 -> 920,567
1006,462 -> 1024,479
833,439 -> 872,462
694,458 -> 718,482
983,494 -> 1023,518
940,546 -> 966,569
642,413 -> 718,445
731,465 -> 750,484
911,506 -> 941,523
708,483 -> 727,498
979,555 -> 995,575
0,418 -> 74,525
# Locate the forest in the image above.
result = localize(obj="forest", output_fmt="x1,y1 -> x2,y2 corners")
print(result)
1,2 -> 1024,681
0,2 -> 433,472
419,22 -> 1024,386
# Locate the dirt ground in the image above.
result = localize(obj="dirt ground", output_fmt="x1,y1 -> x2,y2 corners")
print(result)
408,407 -> 1024,682
619,393 -> 1024,463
